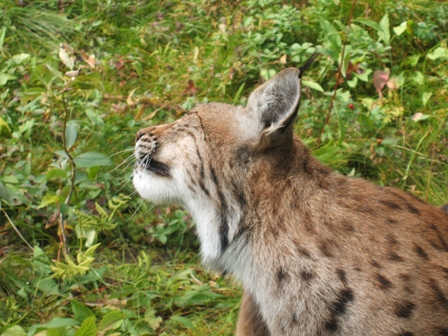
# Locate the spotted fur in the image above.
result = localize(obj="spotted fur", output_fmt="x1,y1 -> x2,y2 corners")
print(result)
133,58 -> 448,335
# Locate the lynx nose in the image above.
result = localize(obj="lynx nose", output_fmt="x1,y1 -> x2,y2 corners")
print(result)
135,126 -> 155,143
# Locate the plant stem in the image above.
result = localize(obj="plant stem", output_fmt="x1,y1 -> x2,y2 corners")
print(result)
317,0 -> 357,146
59,90 -> 76,254
1,209 -> 34,251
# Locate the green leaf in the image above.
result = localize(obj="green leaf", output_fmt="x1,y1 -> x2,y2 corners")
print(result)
71,73 -> 103,90
38,193 -> 62,209
47,328 -> 68,336
1,325 -> 26,336
302,80 -> 324,92
65,123 -> 77,150
378,13 -> 390,44
2,175 -> 19,184
27,317 -> 79,336
37,277 -> 60,296
320,20 -> 341,52
260,68 -> 276,81
12,53 -> 30,64
355,18 -> 382,33
427,47 -> 448,60
0,74 -> 17,86
0,117 -> 11,137
422,92 -> 432,107
73,316 -> 96,336
72,300 -> 95,322
47,168 -> 68,179
74,152 -> 112,168
170,316 -> 194,329
393,22 -> 407,36
98,311 -> 123,331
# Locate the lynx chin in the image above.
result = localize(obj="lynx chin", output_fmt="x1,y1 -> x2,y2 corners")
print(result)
133,55 -> 448,336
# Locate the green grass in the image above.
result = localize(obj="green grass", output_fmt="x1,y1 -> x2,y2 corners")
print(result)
0,0 -> 447,335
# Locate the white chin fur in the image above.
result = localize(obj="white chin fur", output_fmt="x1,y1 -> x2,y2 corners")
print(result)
133,168 -> 178,205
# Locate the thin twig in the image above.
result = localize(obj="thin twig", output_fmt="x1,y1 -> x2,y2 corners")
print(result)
317,0 -> 357,146
59,90 -> 76,254
1,209 -> 34,251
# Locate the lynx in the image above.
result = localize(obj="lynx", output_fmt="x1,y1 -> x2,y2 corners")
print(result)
133,55 -> 448,335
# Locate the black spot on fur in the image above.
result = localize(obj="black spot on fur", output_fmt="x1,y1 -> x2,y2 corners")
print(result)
336,269 -> 347,285
414,245 -> 429,260
198,180 -> 210,197
387,218 -> 398,225
405,202 -> 420,215
370,260 -> 382,268
376,274 -> 392,290
395,301 -> 415,318
300,270 -> 314,282
389,252 -> 404,262
429,224 -> 448,252
295,242 -> 312,258
429,278 -> 448,308
292,312 -> 298,323
330,288 -> 354,316
379,200 -> 402,210
442,204 -> 448,213
319,239 -> 336,258
342,221 -> 355,232
438,328 -> 448,336
277,267 -> 287,283
324,316 -> 338,332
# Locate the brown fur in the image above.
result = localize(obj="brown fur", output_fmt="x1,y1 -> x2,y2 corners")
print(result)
133,64 -> 448,336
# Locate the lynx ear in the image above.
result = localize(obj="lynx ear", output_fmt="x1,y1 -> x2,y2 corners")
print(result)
246,54 -> 317,148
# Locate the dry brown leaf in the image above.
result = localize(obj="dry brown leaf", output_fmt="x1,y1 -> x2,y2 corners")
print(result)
279,54 -> 287,64
373,69 -> 390,96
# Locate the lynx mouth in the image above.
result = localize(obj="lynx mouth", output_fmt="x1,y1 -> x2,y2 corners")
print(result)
136,141 -> 170,177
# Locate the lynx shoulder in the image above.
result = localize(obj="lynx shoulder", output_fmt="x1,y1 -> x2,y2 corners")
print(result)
133,56 -> 448,335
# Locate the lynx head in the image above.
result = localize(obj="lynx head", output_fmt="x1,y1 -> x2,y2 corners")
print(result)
133,55 -> 316,264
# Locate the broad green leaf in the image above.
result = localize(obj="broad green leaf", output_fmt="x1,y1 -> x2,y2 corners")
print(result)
379,13 -> 390,44
0,117 -> 11,137
0,74 -> 17,86
47,328 -> 68,336
98,311 -> 123,331
355,18 -> 382,33
317,47 -> 339,62
12,53 -> 30,64
73,316 -> 96,336
422,92 -> 432,107
27,317 -> 78,336
302,80 -> 324,92
65,123 -> 77,150
2,175 -> 19,184
393,22 -> 407,36
38,193 -> 62,208
427,47 -> 448,60
320,20 -> 341,52
170,316 -> 194,329
74,152 -> 112,168
260,68 -> 276,81
72,300 -> 94,322
1,325 -> 26,336
47,168 -> 68,179
37,277 -> 60,296
31,64 -> 54,87
0,27 -> 6,50
71,73 -> 102,90
55,150 -> 69,160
